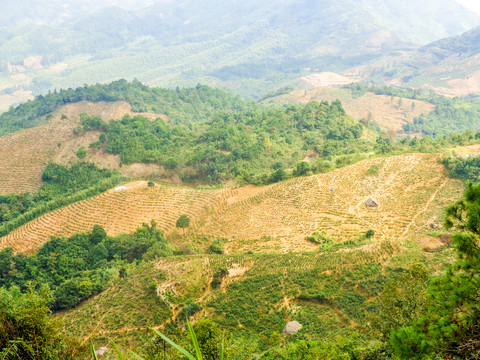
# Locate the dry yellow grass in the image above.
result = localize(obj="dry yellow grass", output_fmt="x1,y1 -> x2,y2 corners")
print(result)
0,101 -> 167,194
1,153 -> 463,254
271,87 -> 435,133
0,181 -> 231,253
196,153 -> 462,253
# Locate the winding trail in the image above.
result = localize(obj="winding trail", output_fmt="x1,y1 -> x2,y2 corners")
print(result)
401,179 -> 448,238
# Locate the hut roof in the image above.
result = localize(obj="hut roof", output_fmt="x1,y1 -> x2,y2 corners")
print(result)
365,197 -> 378,207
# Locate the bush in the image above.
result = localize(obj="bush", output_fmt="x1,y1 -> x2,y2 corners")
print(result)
305,232 -> 335,249
76,147 -> 87,159
209,238 -> 226,254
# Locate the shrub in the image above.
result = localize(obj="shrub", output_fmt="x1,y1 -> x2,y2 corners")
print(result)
76,147 -> 87,159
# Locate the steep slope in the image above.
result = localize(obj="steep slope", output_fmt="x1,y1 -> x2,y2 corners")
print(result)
0,101 -> 164,194
0,153 -> 463,254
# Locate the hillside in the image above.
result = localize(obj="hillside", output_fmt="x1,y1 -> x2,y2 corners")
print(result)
59,243 -> 424,354
351,27 -> 480,96
0,101 -> 164,194
0,153 -> 464,254
0,0 -> 479,104
268,86 -> 435,133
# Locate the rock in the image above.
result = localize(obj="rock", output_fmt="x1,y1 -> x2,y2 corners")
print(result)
95,347 -> 109,356
283,321 -> 302,334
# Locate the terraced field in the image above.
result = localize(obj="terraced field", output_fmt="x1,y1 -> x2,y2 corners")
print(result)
0,101 -> 165,194
197,153 -> 463,253
269,87 -> 435,133
0,153 -> 463,254
0,181 -> 231,253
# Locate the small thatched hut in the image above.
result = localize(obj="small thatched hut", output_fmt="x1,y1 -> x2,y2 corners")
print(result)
365,197 -> 378,207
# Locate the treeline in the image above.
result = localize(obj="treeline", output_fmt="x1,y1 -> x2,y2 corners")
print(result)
81,100 -> 366,183
83,105 -> 480,184
345,83 -> 480,136
443,154 -> 480,182
0,80 -> 251,136
0,221 -> 170,311
0,162 -> 124,237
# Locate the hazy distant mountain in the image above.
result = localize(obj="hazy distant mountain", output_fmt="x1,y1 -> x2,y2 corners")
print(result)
0,0 -> 479,98
351,26 -> 480,96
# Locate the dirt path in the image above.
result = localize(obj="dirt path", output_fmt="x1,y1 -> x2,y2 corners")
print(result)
350,202 -> 388,239
401,179 -> 448,238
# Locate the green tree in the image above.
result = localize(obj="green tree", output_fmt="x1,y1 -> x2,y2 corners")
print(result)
176,215 -> 190,236
293,161 -> 311,177
0,287 -> 65,360
391,183 -> 480,358
193,319 -> 222,360
89,224 -> 107,245
268,168 -> 287,183
379,264 -> 429,339
76,147 -> 87,159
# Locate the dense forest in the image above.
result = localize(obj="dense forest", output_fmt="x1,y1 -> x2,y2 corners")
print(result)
81,99 -> 366,183
0,221 -> 170,311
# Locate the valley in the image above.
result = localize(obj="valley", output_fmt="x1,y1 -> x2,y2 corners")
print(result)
1,1 -> 480,358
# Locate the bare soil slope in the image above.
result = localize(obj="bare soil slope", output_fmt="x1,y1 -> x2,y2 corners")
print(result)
0,101 -> 166,194
197,153 -> 462,253
0,181 -> 230,253
271,87 -> 435,133
1,153 -> 463,254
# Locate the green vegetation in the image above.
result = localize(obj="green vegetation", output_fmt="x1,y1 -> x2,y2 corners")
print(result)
176,215 -> 191,234
0,221 -> 170,311
80,99 -> 366,183
0,162 -> 124,237
443,154 -> 480,182
4,81 -> 480,358
305,231 -> 335,248
0,286 -> 77,360
390,183 -> 480,358
345,83 -> 480,136
0,80 -> 250,135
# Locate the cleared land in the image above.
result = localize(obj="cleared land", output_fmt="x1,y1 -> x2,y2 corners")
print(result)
0,181 -> 229,253
0,101 -> 166,194
270,87 -> 435,133
300,72 -> 360,87
198,153 -> 462,253
1,153 -> 463,254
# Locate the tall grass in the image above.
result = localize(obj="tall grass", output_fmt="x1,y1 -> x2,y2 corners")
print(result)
90,321 -> 224,360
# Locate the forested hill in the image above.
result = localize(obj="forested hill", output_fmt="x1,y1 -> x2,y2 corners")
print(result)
0,79 -> 251,136
1,0 -> 479,102
0,80 -> 365,185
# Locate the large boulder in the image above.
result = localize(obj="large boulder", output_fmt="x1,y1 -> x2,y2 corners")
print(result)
283,321 -> 302,335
